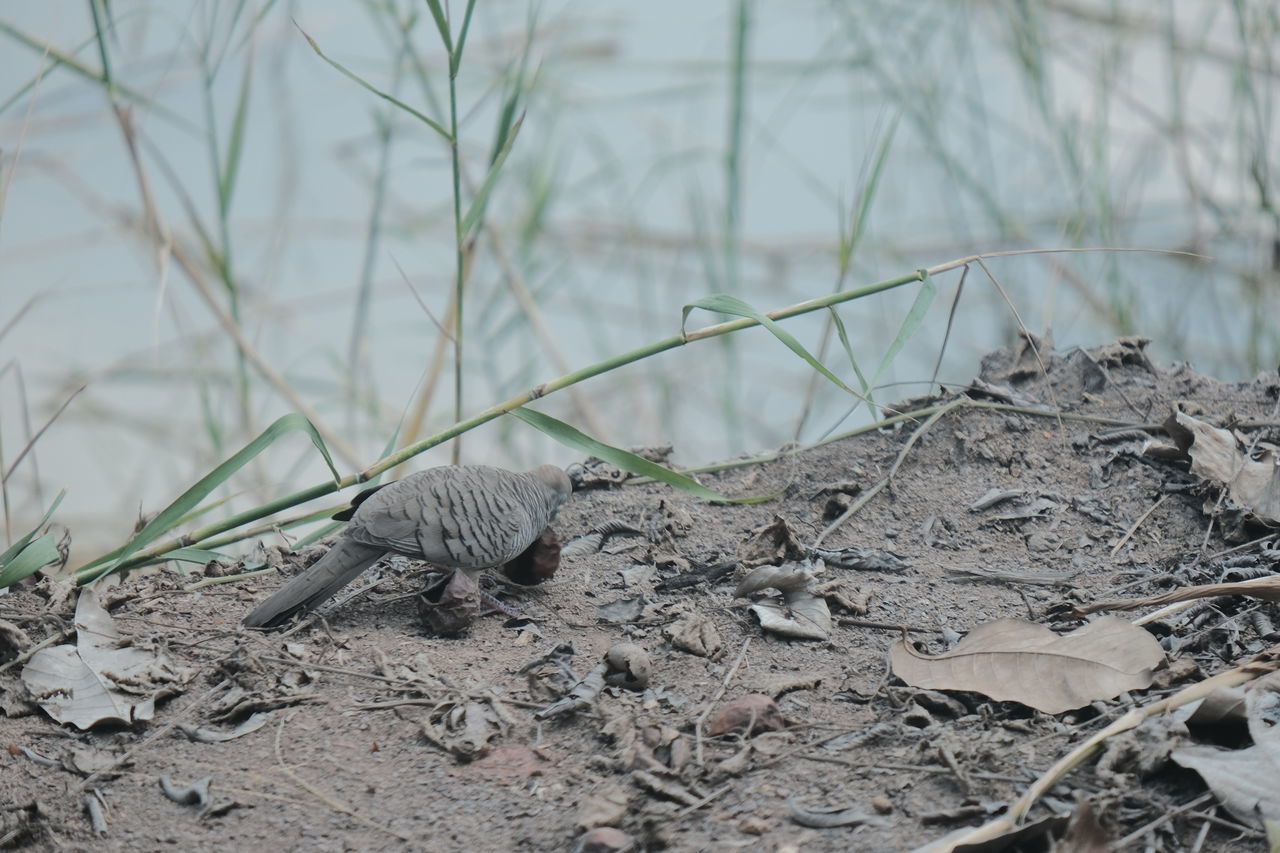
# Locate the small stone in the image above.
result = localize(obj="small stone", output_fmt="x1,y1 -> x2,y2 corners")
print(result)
871,795 -> 893,814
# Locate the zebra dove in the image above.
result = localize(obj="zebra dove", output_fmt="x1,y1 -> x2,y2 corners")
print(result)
243,464 -> 573,629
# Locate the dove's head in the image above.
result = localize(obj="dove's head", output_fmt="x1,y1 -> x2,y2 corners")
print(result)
531,464 -> 573,512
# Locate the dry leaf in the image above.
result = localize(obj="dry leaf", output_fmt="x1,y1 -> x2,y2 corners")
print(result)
1169,411 -> 1280,525
706,694 -> 785,737
890,617 -> 1165,714
736,564 -> 832,641
1172,672 -> 1280,827
21,588 -> 191,729
663,613 -> 722,657
736,516 -> 806,568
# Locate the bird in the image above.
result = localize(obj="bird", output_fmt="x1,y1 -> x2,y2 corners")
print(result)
243,464 -> 573,629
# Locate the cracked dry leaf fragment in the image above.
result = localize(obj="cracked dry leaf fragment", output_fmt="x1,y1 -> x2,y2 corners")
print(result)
889,616 -> 1164,714
1172,672 -> 1280,828
1169,410 -> 1280,525
21,588 -> 190,729
736,564 -> 832,641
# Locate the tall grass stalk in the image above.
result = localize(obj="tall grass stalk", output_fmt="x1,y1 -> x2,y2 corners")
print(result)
75,263 -> 933,581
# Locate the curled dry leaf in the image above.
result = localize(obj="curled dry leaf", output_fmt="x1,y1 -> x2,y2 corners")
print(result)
889,616 -> 1165,714
575,785 -> 630,830
0,619 -> 32,663
788,798 -> 887,829
159,775 -> 212,808
663,613 -> 722,657
416,569 -> 481,636
736,565 -> 832,641
21,588 -> 193,729
1172,671 -> 1280,828
736,516 -> 806,568
572,826 -> 636,853
1168,410 -> 1280,525
604,643 -> 652,690
810,546 -> 908,572
536,663 -> 607,720
706,694 -> 785,737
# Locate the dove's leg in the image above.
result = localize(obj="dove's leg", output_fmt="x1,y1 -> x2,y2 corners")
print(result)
244,538 -> 386,629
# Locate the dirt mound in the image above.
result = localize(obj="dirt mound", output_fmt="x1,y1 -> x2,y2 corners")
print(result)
4,337 -> 1280,851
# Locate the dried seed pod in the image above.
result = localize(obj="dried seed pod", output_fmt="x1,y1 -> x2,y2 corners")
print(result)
501,528 -> 561,585
604,643 -> 651,690
417,570 -> 481,636
706,694 -> 785,737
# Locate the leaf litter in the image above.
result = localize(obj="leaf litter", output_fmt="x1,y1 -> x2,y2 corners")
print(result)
7,338 -> 1280,850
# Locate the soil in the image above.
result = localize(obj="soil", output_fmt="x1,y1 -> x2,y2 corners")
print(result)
3,336 -> 1280,852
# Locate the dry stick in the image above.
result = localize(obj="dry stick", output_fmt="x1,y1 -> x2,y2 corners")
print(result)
972,257 -> 1066,438
271,714 -> 413,843
1,382 -> 85,485
1110,493 -> 1169,558
814,398 -> 963,548
920,651 -> 1277,852
674,783 -> 734,818
392,282 -> 459,481
109,110 -> 362,472
1112,792 -> 1213,848
694,638 -> 751,768
0,628 -> 72,675
79,676 -> 227,790
1127,575 -> 1280,626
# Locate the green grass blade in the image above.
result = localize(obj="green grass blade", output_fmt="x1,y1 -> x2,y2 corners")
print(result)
422,0 -> 453,55
89,414 -> 342,582
840,115 -> 899,274
683,294 -> 858,395
869,269 -> 937,387
0,533 -> 58,589
451,0 -> 477,74
219,45 -> 254,211
294,520 -> 345,549
0,489 -> 65,570
294,21 -> 450,141
509,407 -> 770,504
161,547 -> 228,565
828,307 -> 873,401
0,20 -> 195,130
461,112 -> 524,237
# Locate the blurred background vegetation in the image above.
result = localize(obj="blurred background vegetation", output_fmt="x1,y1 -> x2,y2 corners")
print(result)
1,1 -> 1277,562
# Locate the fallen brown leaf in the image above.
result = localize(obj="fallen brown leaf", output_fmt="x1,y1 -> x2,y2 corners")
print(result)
890,616 -> 1165,714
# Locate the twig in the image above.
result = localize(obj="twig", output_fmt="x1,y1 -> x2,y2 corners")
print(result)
0,629 -> 73,675
84,790 -> 108,837
1111,494 -> 1168,557
1113,792 -> 1213,848
674,783 -> 734,817
2,383 -> 86,486
925,650 -> 1278,850
695,638 -> 751,767
837,619 -> 945,634
80,676 -> 226,790
815,398 -> 963,547
272,715 -> 413,842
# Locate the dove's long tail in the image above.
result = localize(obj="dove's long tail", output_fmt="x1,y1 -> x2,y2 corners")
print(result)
243,538 -> 384,629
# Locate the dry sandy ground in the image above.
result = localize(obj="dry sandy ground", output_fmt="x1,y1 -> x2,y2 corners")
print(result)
3,337 -> 1279,852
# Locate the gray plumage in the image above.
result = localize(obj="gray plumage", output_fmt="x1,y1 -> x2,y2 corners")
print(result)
244,464 -> 572,629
